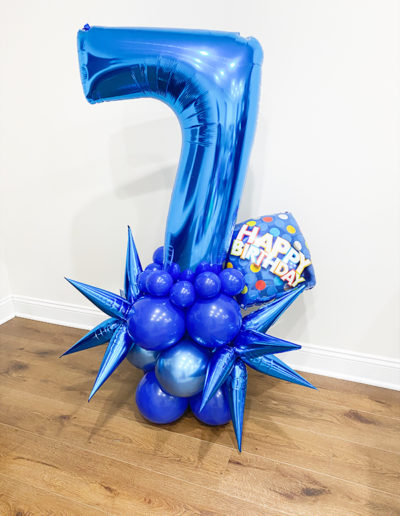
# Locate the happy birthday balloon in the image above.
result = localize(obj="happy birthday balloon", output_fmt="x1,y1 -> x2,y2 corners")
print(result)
227,212 -> 316,307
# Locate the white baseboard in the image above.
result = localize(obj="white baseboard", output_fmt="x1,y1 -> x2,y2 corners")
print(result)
12,295 -> 104,330
2,295 -> 399,391
0,296 -> 15,325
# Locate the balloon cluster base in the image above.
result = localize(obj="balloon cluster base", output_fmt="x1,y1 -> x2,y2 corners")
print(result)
62,228 -> 315,451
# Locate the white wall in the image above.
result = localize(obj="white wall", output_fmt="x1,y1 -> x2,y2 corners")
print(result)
0,2 -> 399,366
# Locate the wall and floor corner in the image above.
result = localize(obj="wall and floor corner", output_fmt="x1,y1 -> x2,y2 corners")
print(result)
0,1 -> 399,390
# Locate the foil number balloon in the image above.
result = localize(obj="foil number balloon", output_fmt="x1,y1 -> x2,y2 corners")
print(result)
63,26 -> 316,452
77,25 -> 262,270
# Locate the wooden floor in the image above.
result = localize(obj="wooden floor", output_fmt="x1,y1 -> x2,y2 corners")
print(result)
0,318 -> 399,515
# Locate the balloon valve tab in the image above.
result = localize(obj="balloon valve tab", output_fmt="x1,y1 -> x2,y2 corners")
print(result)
83,24 -> 91,31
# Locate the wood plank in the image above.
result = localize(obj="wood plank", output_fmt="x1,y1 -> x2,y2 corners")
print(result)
0,474 -> 105,516
0,424 -> 271,516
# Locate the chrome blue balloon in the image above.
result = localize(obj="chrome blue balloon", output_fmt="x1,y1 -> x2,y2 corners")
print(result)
190,386 -> 231,426
187,294 -> 242,348
155,338 -> 210,397
127,345 -> 159,372
77,26 -> 262,270
127,297 -> 185,351
136,370 -> 188,424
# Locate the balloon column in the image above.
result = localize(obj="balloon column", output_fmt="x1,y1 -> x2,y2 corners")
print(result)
63,26 -> 316,451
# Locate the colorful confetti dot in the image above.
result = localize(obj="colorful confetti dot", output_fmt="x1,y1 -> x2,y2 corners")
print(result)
293,240 -> 302,251
262,216 -> 273,223
250,263 -> 261,273
255,280 -> 266,291
278,214 -> 288,220
286,225 -> 296,234
247,220 -> 257,226
226,262 -> 233,268
241,285 -> 248,294
270,227 -> 280,237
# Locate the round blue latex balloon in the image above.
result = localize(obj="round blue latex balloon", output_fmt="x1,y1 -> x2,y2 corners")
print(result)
187,294 -> 242,348
170,280 -> 195,308
136,371 -> 188,424
190,386 -> 231,425
179,269 -> 195,283
137,270 -> 152,294
195,272 -> 221,299
127,297 -> 185,351
155,338 -> 210,397
219,268 -> 245,296
127,345 -> 159,372
153,246 -> 164,265
146,271 -> 173,297
145,263 -> 161,272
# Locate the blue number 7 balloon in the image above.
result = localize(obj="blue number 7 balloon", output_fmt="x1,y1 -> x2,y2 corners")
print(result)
77,25 -> 262,269
63,25 -> 316,451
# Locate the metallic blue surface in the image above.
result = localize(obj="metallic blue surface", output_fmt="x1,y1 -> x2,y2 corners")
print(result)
190,386 -> 231,426
135,370 -> 188,424
77,26 -> 262,270
127,345 -> 159,372
187,294 -> 242,348
234,329 -> 301,358
227,360 -> 248,451
127,297 -> 185,351
200,345 -> 236,410
66,278 -> 131,320
155,338 -> 210,397
243,285 -> 306,333
242,354 -> 316,389
89,324 -> 132,400
61,317 -> 120,356
124,226 -> 142,302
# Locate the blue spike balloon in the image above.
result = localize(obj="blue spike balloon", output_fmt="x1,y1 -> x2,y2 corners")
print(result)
227,360 -> 248,451
243,285 -> 306,333
66,278 -> 131,320
242,353 -> 316,390
234,329 -> 301,358
61,318 -> 120,357
89,324 -> 133,400
124,226 -> 142,302
200,345 -> 236,411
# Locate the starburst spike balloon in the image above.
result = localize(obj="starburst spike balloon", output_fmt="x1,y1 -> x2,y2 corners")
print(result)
234,329 -> 301,358
200,346 -> 236,411
242,353 -> 316,389
243,285 -> 306,334
65,278 -> 131,320
227,360 -> 248,452
124,226 -> 142,302
60,318 -> 121,357
89,324 -> 133,400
